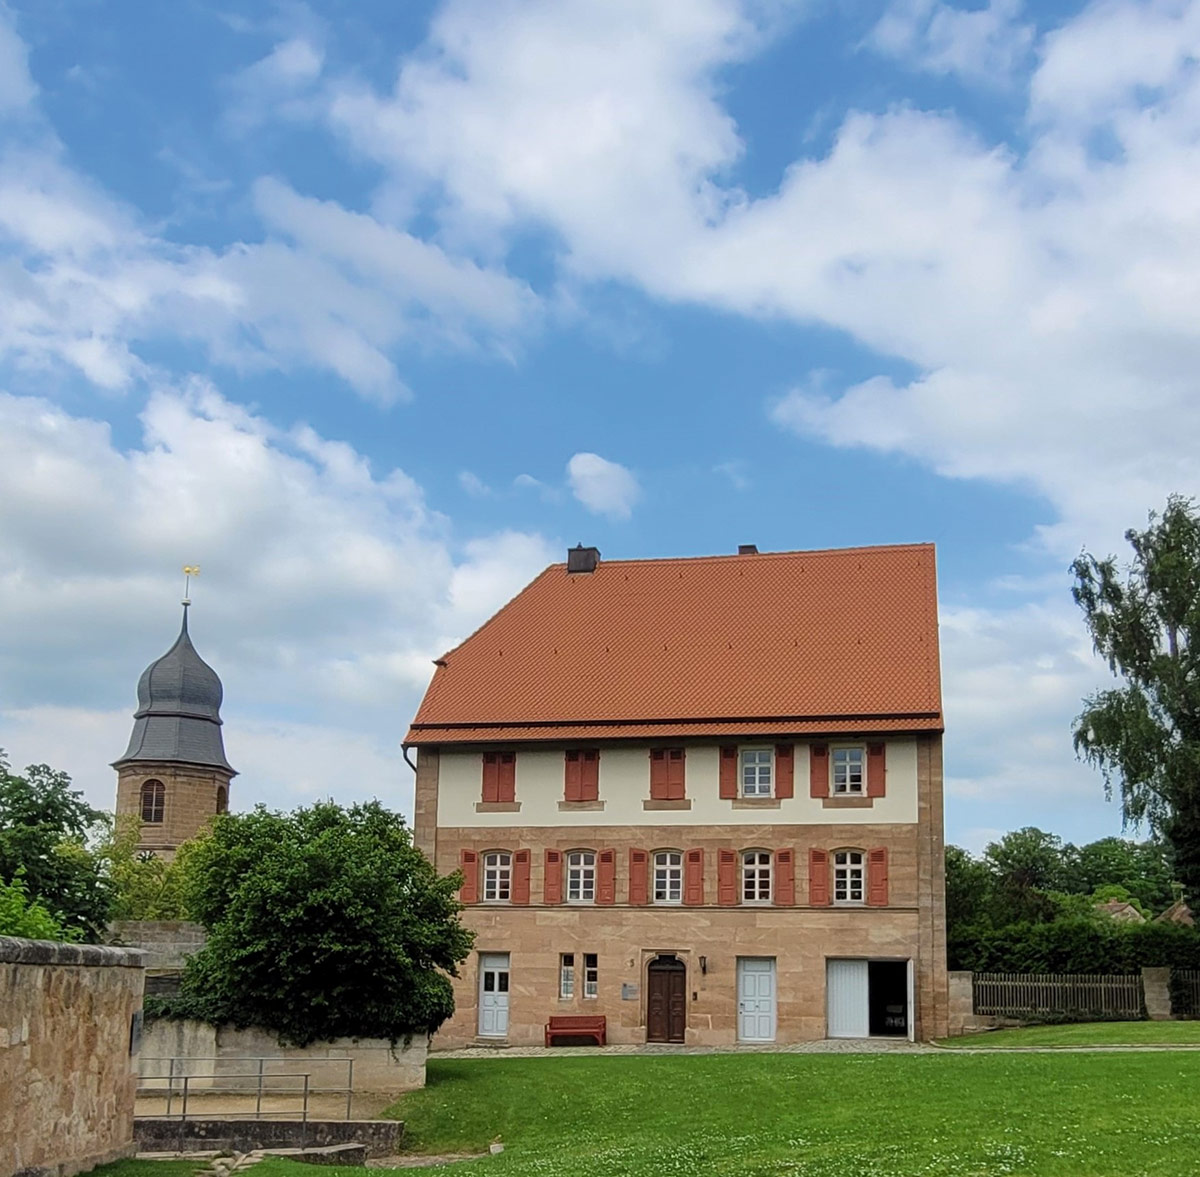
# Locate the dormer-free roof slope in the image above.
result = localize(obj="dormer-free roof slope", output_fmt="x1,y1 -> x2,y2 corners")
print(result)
405,543 -> 942,745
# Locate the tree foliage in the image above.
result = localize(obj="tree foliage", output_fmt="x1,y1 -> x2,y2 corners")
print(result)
98,815 -> 190,921
1072,494 -> 1200,904
173,801 -> 472,1046
0,750 -> 112,939
0,872 -> 82,940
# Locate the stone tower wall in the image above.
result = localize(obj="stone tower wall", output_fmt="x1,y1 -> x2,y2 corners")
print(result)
114,760 -> 232,859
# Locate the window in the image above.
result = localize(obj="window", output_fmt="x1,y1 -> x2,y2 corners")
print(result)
560,953 -> 575,998
567,851 -> 596,902
583,952 -> 599,998
834,850 -> 865,903
140,779 -> 165,824
740,748 -> 772,796
482,751 -> 516,803
216,785 -> 228,815
649,748 -> 686,799
565,749 -> 600,801
742,850 -> 772,902
653,851 -> 683,903
483,851 -> 512,901
831,746 -> 865,794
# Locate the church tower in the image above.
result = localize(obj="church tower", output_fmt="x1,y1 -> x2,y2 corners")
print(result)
113,603 -> 236,858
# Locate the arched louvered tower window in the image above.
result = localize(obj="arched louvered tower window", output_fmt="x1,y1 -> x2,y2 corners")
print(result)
140,779 -> 165,824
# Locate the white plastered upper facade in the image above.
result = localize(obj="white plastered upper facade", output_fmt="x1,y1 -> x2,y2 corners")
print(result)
435,740 -> 920,828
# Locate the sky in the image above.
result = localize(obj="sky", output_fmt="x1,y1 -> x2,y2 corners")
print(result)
1,0 -> 1197,855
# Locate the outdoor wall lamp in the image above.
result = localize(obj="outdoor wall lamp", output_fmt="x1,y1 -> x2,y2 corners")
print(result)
699,956 -> 707,975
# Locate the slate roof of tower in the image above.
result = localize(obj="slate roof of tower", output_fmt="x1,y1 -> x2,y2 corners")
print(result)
113,607 -> 235,773
405,543 -> 942,745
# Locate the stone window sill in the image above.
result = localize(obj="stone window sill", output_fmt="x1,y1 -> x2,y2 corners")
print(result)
558,800 -> 606,811
643,799 -> 692,811
822,796 -> 873,809
475,801 -> 522,813
732,797 -> 781,809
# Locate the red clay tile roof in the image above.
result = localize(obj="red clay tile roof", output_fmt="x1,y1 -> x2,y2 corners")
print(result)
405,543 -> 942,745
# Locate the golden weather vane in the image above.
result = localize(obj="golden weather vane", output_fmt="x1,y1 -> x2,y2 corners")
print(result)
182,565 -> 200,605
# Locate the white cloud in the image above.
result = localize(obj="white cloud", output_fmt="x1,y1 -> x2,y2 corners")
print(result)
866,0 -> 1034,84
225,36 -> 325,133
0,384 -> 556,816
458,470 -> 492,497
566,452 -> 641,520
0,7 -> 35,114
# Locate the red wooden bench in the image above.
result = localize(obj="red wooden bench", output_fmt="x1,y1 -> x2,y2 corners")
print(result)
544,1014 -> 607,1047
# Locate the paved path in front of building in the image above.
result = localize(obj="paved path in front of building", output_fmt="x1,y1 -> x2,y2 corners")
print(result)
436,1038 -> 935,1059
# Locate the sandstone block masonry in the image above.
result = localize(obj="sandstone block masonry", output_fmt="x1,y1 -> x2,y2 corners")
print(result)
0,936 -> 145,1177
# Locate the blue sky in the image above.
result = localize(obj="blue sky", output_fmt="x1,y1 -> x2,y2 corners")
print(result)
2,0 -> 1197,854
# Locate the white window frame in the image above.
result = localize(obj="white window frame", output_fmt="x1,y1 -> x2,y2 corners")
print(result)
833,849 -> 865,904
739,747 -> 773,797
831,745 -> 866,795
482,851 -> 512,902
742,849 -> 772,904
652,850 -> 683,904
583,952 -> 599,998
560,953 -> 575,999
566,850 -> 596,903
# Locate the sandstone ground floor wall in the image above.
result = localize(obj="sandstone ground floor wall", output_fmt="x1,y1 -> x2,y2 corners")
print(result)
433,906 -> 947,1049
0,936 -> 145,1177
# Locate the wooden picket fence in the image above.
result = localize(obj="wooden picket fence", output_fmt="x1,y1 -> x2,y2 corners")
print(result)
973,972 -> 1144,1019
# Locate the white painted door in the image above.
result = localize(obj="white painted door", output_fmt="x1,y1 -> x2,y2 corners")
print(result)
479,953 -> 510,1037
738,957 -> 776,1042
826,959 -> 870,1038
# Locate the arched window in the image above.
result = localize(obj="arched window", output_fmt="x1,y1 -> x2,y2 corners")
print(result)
483,851 -> 513,901
652,850 -> 683,904
742,849 -> 772,902
566,850 -> 596,903
216,785 -> 228,815
833,849 -> 865,904
140,779 -> 165,824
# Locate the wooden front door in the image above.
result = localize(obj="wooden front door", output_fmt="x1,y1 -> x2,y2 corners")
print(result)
646,955 -> 687,1043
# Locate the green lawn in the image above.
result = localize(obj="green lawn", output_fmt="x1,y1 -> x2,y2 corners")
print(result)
937,1020 -> 1200,1048
95,1050 -> 1200,1176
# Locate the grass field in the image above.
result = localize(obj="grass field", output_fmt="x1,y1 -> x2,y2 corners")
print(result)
95,1049 -> 1200,1176
936,1020 -> 1200,1049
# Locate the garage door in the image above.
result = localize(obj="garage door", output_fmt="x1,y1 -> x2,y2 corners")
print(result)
826,959 -> 870,1038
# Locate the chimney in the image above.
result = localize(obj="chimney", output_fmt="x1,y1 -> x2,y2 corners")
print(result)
738,544 -> 759,555
567,544 -> 601,574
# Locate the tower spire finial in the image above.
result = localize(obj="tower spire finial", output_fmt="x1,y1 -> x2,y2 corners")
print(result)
182,565 -> 199,628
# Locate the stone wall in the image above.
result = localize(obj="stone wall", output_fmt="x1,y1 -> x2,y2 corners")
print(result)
108,920 -> 206,971
139,1021 -> 428,1094
0,936 -> 145,1177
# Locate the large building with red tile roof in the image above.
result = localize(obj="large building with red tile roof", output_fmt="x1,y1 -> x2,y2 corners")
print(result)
406,542 -> 948,1046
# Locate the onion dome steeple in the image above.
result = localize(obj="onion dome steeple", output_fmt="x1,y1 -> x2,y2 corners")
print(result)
113,603 -> 235,774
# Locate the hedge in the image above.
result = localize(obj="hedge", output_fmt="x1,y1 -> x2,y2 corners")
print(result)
949,918 -> 1200,974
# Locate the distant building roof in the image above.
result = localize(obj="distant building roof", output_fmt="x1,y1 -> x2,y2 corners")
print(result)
1155,898 -> 1194,927
1095,899 -> 1146,923
113,606 -> 235,774
406,543 -> 942,745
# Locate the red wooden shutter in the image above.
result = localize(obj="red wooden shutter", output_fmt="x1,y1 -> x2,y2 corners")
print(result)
580,749 -> 600,801
867,847 -> 889,906
867,743 -> 887,798
481,753 -> 499,803
564,751 -> 581,802
775,848 -> 795,906
667,748 -> 686,799
775,744 -> 794,799
497,752 -> 516,802
629,849 -> 649,905
808,848 -> 830,906
460,849 -> 478,903
719,746 -> 738,799
717,849 -> 738,906
649,749 -> 668,799
683,848 -> 705,905
544,849 -> 563,904
809,743 -> 829,798
511,849 -> 531,905
597,849 -> 617,905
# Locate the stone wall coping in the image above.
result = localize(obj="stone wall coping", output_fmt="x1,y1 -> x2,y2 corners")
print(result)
0,935 -> 147,968
108,920 -> 205,935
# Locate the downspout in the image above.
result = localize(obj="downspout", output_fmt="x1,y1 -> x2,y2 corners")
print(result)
402,744 -> 417,773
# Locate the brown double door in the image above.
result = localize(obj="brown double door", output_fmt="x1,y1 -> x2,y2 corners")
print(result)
646,955 -> 687,1043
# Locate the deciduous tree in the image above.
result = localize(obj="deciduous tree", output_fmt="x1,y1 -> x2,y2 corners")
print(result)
1072,495 -> 1200,904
